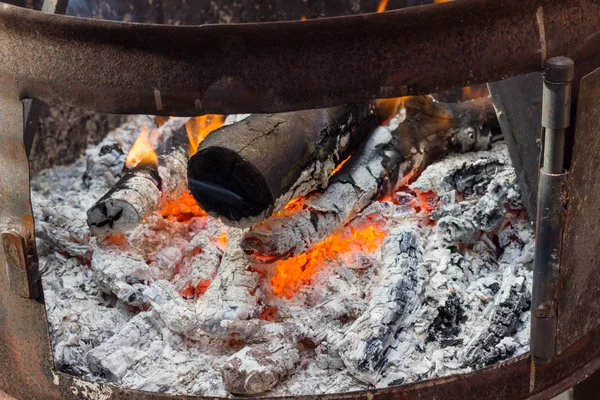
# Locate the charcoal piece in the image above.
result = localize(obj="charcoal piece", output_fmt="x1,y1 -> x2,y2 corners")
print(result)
188,102 -> 381,228
461,265 -> 530,369
338,228 -> 422,385
474,169 -> 524,232
444,158 -> 507,197
426,294 -> 467,344
242,96 -> 496,263
436,215 -> 478,247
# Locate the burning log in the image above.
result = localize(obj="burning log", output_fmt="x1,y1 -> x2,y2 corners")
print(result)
338,228 -> 422,385
187,102 -> 382,228
87,118 -> 190,235
242,96 -> 496,263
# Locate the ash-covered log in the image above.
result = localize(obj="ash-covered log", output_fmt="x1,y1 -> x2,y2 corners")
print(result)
222,340 -> 299,395
195,229 -> 264,339
338,228 -> 422,384
87,118 -> 189,235
242,96 -> 496,263
187,102 -> 382,228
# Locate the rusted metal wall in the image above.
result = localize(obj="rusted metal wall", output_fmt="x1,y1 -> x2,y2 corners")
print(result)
557,67 -> 600,353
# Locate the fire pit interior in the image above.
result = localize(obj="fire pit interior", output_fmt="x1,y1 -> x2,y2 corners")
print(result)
5,0 -> 600,399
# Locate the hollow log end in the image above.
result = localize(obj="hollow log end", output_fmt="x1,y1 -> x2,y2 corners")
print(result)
87,199 -> 140,235
188,147 -> 274,227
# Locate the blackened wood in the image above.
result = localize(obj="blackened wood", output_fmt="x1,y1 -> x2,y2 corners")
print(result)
188,102 -> 381,228
241,96 -> 496,263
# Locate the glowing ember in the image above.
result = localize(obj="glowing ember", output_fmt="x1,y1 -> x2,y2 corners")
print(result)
331,155 -> 352,176
125,126 -> 160,169
377,0 -> 389,12
414,190 -> 440,213
434,0 -> 453,2
186,115 -> 225,157
300,16 -> 307,21
180,279 -> 211,299
216,233 -> 229,251
259,306 -> 279,321
271,223 -> 386,299
160,190 -> 207,222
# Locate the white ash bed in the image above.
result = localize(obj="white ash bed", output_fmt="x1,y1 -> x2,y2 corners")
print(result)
31,113 -> 533,397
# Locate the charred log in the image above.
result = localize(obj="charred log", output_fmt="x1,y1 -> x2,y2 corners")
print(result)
87,119 -> 189,235
187,102 -> 381,228
242,96 -> 496,263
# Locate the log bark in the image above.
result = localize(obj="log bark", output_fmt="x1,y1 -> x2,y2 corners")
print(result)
338,228 -> 422,385
241,96 -> 495,263
87,118 -> 189,235
187,102 -> 382,228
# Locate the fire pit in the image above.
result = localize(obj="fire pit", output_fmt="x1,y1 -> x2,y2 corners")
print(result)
3,1 -> 600,399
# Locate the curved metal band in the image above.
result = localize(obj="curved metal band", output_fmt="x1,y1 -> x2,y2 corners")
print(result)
0,0 -> 599,115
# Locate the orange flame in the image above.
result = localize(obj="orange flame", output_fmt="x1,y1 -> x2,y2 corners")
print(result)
434,0 -> 453,2
300,16 -> 307,21
374,97 -> 408,123
377,0 -> 389,12
160,190 -> 207,222
461,85 -> 490,101
126,126 -> 160,169
271,223 -> 386,298
186,115 -> 225,157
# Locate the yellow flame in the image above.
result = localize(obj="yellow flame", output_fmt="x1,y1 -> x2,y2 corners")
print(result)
125,126 -> 160,169
186,115 -> 226,157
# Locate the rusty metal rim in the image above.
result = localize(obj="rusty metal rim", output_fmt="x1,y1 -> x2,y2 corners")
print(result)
0,0 -> 599,116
